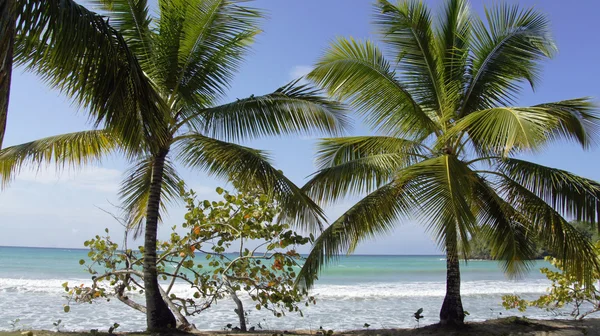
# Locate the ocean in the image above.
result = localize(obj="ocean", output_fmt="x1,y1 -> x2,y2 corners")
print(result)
0,246 -> 563,331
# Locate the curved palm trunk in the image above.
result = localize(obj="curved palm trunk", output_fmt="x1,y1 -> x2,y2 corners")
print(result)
439,236 -> 465,326
0,0 -> 15,149
143,150 -> 177,330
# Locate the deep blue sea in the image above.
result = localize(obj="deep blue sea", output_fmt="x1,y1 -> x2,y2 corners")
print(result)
0,246 -> 565,331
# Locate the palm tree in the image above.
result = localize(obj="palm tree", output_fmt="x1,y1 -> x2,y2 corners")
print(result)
0,0 -> 348,330
297,0 -> 600,326
1,0 -> 169,150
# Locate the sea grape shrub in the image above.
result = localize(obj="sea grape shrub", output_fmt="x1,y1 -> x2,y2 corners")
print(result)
501,241 -> 600,320
63,187 -> 316,330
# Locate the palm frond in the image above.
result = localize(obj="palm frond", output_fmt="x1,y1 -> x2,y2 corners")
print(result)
500,177 -> 600,284
14,0 -> 168,150
296,179 -> 415,289
402,155 -> 477,253
448,106 -> 562,156
315,136 -> 427,168
461,3 -> 556,116
533,98 -> 600,149
175,134 -> 326,232
0,130 -> 118,187
93,0 -> 154,67
198,79 -> 349,142
374,0 -> 444,114
435,0 -> 470,120
119,156 -> 184,237
154,0 -> 262,104
302,136 -> 425,205
497,158 -> 600,227
471,174 -> 537,276
307,37 -> 436,138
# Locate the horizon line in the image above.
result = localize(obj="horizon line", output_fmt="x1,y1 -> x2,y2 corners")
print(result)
0,245 -> 443,256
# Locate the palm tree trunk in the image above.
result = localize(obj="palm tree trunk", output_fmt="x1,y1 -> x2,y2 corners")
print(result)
0,0 -> 15,149
143,149 -> 176,330
439,236 -> 465,326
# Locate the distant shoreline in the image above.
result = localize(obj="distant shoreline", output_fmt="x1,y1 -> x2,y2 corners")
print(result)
0,245 -> 444,257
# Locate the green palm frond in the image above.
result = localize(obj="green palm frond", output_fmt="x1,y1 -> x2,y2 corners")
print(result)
120,156 -> 184,237
500,177 -> 600,284
94,0 -> 154,66
497,158 -> 600,226
199,79 -> 349,142
0,130 -> 118,187
315,136 -> 426,168
302,136 -> 426,204
307,37 -> 436,138
374,0 -> 443,114
401,156 -> 477,252
435,0 -> 470,119
14,0 -> 169,150
297,179 -> 416,289
175,134 -> 326,232
471,174 -> 537,276
154,0 -> 262,103
448,106 -> 561,156
461,3 -> 556,116
533,98 -> 600,149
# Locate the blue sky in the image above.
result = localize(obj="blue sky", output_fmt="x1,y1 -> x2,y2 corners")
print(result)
1,0 -> 599,254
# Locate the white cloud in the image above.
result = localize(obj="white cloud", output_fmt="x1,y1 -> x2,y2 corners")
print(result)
16,166 -> 122,192
289,65 -> 313,82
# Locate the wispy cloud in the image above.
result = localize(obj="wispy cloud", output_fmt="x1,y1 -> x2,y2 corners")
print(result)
16,166 -> 122,192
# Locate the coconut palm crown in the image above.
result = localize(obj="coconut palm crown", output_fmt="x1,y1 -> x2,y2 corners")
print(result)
297,0 -> 600,326
0,0 -> 348,329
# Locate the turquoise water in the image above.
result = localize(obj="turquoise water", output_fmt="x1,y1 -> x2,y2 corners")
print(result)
0,246 -> 562,331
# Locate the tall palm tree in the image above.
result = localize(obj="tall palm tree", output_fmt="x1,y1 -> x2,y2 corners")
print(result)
297,0 -> 600,326
0,0 -> 348,330
1,0 -> 169,150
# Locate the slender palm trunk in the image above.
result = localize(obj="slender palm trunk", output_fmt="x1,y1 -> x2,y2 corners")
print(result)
439,236 -> 465,326
0,0 -> 15,149
143,149 -> 176,330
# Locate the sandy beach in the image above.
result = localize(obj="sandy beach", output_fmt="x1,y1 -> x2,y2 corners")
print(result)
2,318 -> 600,336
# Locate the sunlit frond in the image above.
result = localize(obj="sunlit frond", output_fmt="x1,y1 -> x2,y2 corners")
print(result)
0,130 -> 118,187
435,0 -> 470,119
154,0 -> 262,103
199,80 -> 349,142
175,134 -> 326,232
448,106 -> 560,156
315,136 -> 426,168
307,37 -> 436,138
375,0 -> 444,114
302,136 -> 426,204
461,3 -> 556,116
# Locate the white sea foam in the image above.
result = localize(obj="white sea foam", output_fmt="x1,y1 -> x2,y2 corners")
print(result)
0,277 -> 549,298
311,280 -> 549,298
